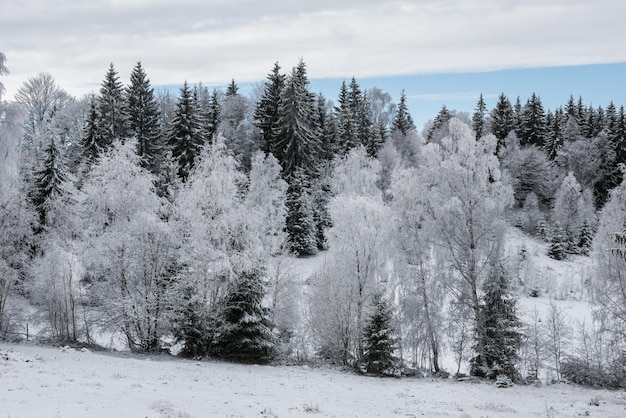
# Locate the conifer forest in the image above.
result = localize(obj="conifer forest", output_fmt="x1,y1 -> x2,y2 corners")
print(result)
1,55 -> 626,390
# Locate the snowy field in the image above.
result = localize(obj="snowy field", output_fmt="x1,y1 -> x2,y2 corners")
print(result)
2,343 -> 626,418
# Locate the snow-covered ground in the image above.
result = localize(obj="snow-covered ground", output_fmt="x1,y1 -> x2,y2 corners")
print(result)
2,342 -> 626,418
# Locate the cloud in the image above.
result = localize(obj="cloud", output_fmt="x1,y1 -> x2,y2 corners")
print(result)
2,0 -> 625,99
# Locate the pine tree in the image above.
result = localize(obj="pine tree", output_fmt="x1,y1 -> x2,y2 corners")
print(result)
317,93 -> 338,161
349,77 -> 374,152
361,292 -> 398,376
125,61 -> 162,172
544,108 -> 564,160
520,93 -> 546,147
30,137 -> 69,227
254,62 -> 285,154
166,82 -> 205,182
547,230 -> 567,260
225,78 -> 239,97
490,93 -> 514,155
80,94 -> 101,163
285,168 -> 318,256
392,90 -> 415,136
335,80 -> 357,153
206,88 -> 221,142
96,63 -> 128,147
273,60 -> 321,179
471,264 -> 522,381
426,105 -> 453,142
578,218 -> 593,256
211,267 -> 276,364
472,93 -> 487,140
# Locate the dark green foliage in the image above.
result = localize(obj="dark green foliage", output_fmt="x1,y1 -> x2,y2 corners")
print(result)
335,80 -> 357,154
254,62 -> 285,154
81,95 -> 101,163
471,265 -> 522,381
173,285 -> 213,358
426,105 -> 453,142
578,219 -> 594,255
547,231 -> 566,260
520,93 -> 547,147
544,108 -> 564,160
361,293 -> 398,376
392,90 -> 415,136
561,358 -> 626,389
226,79 -> 238,97
125,61 -> 162,172
211,268 -> 276,364
285,168 -> 318,256
273,60 -> 321,179
490,93 -> 514,155
472,93 -> 487,140
30,137 -> 68,226
166,82 -> 205,182
97,63 -> 128,147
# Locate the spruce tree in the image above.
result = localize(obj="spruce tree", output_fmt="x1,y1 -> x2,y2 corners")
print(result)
547,230 -> 566,260
285,167 -> 318,256
125,61 -> 162,172
349,77 -> 373,152
472,93 -> 487,140
254,62 -> 285,155
211,267 -> 276,364
335,80 -> 357,154
544,108 -> 564,160
490,93 -> 514,155
273,60 -> 321,179
225,78 -> 239,97
426,105 -> 453,142
97,63 -> 128,147
166,82 -> 205,182
392,90 -> 415,136
361,293 -> 398,376
81,94 -> 101,163
520,93 -> 546,147
30,137 -> 69,227
206,88 -> 221,142
471,264 -> 522,381
578,218 -> 593,256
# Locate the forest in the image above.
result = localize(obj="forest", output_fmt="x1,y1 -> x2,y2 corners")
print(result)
1,53 -> 625,388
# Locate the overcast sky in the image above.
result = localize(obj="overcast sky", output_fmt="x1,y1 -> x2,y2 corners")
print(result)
2,0 -> 626,125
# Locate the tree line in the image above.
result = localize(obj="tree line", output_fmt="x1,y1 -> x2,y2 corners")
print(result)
1,57 -> 625,385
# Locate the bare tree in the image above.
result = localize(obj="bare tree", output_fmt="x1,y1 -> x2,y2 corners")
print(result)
0,52 -> 8,99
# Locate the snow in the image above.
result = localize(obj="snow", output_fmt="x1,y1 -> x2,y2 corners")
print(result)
2,342 -> 626,418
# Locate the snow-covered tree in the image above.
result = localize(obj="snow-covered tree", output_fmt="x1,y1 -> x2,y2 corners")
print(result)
254,62 -> 285,155
593,178 -> 626,339
245,151 -> 288,255
284,168 -> 318,256
470,263 -> 522,381
361,292 -> 398,376
490,93 -> 514,154
166,82 -> 205,182
472,93 -> 487,140
273,60 -> 321,179
96,63 -> 128,148
551,172 -> 594,251
391,90 -> 415,136
0,51 -> 8,99
413,119 -> 513,371
501,144 -> 558,207
211,266 -> 276,363
125,61 -> 162,173
79,139 -> 175,352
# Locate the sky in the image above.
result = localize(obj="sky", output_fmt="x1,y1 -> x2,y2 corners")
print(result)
2,0 -> 626,128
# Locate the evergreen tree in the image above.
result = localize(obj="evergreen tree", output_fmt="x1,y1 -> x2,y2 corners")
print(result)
80,94 -> 101,163
349,77 -> 374,152
471,264 -> 522,381
317,93 -> 338,161
285,168 -> 318,256
547,230 -> 567,260
125,61 -> 162,172
96,63 -> 128,148
273,60 -> 321,179
206,88 -> 221,142
519,93 -> 546,147
578,218 -> 593,255
544,108 -> 564,160
335,80 -> 357,153
490,93 -> 514,155
211,267 -> 276,364
166,82 -> 205,182
391,90 -> 415,136
254,62 -> 285,154
472,93 -> 487,140
30,137 -> 69,227
225,78 -> 239,97
426,105 -> 453,142
513,96 -> 523,138
361,292 -> 398,376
